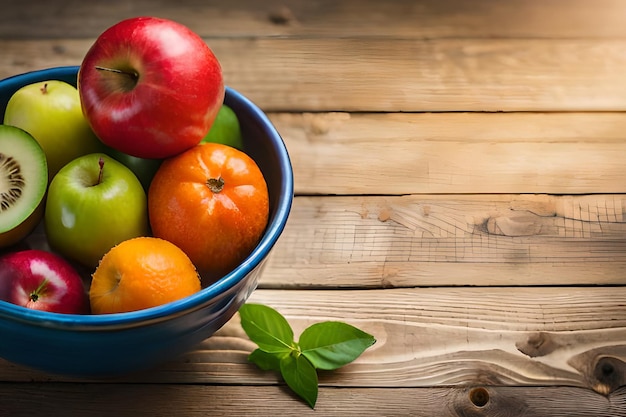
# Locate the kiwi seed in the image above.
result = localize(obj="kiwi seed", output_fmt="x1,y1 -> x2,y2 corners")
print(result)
0,154 -> 26,211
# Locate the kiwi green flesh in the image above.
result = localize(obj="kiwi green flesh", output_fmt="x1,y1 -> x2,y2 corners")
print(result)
0,124 -> 48,233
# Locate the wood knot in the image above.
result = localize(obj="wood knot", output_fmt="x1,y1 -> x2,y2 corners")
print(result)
268,7 -> 296,25
310,116 -> 330,135
485,213 -> 540,236
569,349 -> 626,396
52,44 -> 66,55
592,357 -> 626,396
469,387 -> 490,407
516,332 -> 560,357
452,386 -> 528,416
378,207 -> 392,222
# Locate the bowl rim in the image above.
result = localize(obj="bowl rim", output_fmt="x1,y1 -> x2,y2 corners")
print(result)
0,66 -> 294,331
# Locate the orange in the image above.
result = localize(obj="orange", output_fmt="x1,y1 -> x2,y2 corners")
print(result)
89,236 -> 201,314
148,143 -> 269,284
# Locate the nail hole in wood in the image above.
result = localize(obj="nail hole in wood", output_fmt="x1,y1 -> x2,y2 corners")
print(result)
469,387 -> 489,407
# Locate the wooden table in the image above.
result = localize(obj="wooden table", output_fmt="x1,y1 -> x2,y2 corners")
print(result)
1,1 -> 625,416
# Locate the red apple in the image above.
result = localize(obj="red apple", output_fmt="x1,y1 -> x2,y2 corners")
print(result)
78,16 -> 224,159
0,250 -> 89,314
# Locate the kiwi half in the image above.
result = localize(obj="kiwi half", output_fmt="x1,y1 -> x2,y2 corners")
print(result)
0,124 -> 48,248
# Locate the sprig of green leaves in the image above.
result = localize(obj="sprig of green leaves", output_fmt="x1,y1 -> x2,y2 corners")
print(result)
239,303 -> 376,408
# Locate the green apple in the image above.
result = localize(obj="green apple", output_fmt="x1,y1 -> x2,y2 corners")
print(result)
201,104 -> 244,150
3,80 -> 104,179
44,153 -> 149,268
102,146 -> 162,192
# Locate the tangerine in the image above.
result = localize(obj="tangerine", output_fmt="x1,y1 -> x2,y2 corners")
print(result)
148,143 -> 269,283
89,236 -> 201,314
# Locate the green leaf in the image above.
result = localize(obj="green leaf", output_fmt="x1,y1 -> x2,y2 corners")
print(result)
299,321 -> 376,370
248,348 -> 282,372
239,304 -> 294,354
280,352 -> 319,408
240,304 -> 377,409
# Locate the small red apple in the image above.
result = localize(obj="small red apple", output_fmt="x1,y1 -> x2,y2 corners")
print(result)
78,16 -> 224,159
0,250 -> 89,314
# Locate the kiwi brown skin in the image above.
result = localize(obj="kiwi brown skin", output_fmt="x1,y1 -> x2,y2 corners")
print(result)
0,202 -> 44,249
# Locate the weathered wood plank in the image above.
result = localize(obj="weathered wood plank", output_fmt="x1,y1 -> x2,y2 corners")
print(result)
2,288 -> 625,395
3,0 -> 626,40
274,112 -> 626,194
260,194 -> 626,288
20,194 -> 624,288
0,384 -> 624,417
3,39 -> 626,112
1,102 -> 624,194
1,1 -> 623,415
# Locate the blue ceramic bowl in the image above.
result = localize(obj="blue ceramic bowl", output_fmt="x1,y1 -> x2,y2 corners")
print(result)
0,66 -> 293,377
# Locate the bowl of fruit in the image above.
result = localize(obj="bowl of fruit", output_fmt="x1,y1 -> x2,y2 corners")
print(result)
0,17 -> 293,377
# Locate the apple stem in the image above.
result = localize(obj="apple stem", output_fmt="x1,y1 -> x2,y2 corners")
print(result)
30,279 -> 49,302
97,157 -> 105,185
95,66 -> 139,82
40,83 -> 48,94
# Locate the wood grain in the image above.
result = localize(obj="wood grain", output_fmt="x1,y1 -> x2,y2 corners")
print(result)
3,38 -> 626,112
0,384 -> 624,417
260,194 -> 626,287
2,288 -> 624,392
3,0 -> 626,39
0,1 -> 625,414
273,112 -> 626,194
